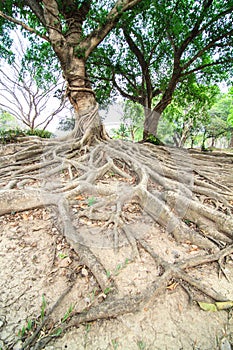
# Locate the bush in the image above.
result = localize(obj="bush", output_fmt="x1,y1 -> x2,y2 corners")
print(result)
0,128 -> 53,144
25,129 -> 53,138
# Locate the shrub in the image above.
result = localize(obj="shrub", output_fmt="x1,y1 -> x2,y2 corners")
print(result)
0,128 -> 53,144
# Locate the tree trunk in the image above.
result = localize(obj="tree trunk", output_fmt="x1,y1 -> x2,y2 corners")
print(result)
201,129 -> 207,151
211,137 -> 215,147
143,67 -> 182,138
143,107 -> 160,139
42,1 -> 106,142
61,57 -> 106,140
230,130 -> 233,148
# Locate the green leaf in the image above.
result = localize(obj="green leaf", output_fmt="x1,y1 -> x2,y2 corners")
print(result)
58,253 -> 68,259
41,294 -> 47,321
51,327 -> 63,337
62,304 -> 74,323
104,287 -> 111,295
198,302 -> 217,312
87,197 -> 96,207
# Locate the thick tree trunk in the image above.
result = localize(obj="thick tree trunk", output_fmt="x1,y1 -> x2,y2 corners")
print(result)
42,1 -> 106,141
60,57 -> 106,140
143,108 -> 160,139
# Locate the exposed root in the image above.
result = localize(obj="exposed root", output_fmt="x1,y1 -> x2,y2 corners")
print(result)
0,137 -> 233,348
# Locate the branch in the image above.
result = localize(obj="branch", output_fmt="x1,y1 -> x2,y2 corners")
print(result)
82,0 -> 143,57
181,58 -> 233,77
113,75 -> 142,104
0,11 -> 49,42
178,0 -> 214,55
24,0 -> 47,27
123,30 -> 146,71
182,28 -> 233,71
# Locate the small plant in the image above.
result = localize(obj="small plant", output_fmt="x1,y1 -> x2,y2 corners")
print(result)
41,294 -> 47,321
25,129 -> 53,138
87,196 -> 96,207
61,304 -> 74,323
114,258 -> 130,275
146,134 -> 164,145
58,252 -> 68,259
104,287 -> 112,295
137,340 -> 146,350
0,128 -> 52,144
111,338 -> 119,349
18,319 -> 34,339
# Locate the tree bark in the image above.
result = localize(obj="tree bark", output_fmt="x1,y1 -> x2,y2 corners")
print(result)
230,130 -> 233,148
143,66 -> 182,138
41,0 -> 105,140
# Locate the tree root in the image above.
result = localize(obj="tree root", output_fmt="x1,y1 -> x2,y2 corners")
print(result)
0,137 -> 233,348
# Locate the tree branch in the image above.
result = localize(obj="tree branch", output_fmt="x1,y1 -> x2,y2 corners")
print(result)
82,0 -> 143,57
178,0 -> 214,55
24,0 -> 47,27
182,29 -> 233,71
181,58 -> 233,77
0,11 -> 49,42
113,75 -> 142,104
123,30 -> 146,71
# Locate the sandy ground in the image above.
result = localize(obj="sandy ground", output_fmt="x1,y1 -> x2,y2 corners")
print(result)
0,208 -> 233,350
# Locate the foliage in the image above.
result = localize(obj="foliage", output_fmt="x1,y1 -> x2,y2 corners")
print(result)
158,84 -> 220,147
0,128 -> 53,144
25,129 -> 53,138
58,115 -> 75,132
1,1 -> 233,138
157,86 -> 233,148
112,100 -> 144,141
0,109 -> 18,130
112,123 -> 130,140
201,88 -> 233,147
144,134 -> 164,146
0,1 -> 143,83
89,0 -> 233,135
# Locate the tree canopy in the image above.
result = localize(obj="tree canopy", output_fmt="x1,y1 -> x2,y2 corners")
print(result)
0,1 -> 233,140
0,0 -> 143,140
89,0 -> 233,137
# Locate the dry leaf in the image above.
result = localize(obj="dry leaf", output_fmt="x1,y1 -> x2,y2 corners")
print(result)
216,301 -> 233,310
167,282 -> 179,291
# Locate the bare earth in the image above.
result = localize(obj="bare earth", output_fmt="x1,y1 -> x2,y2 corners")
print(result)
1,208 -> 233,350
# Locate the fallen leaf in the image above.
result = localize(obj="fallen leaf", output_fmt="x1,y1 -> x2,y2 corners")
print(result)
22,213 -> 29,220
75,195 -> 85,201
216,301 -> 233,310
167,282 -> 179,291
198,301 -> 217,311
81,267 -> 88,277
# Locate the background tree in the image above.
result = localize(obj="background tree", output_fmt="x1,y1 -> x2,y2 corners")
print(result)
0,109 -> 18,130
0,35 -> 67,130
202,87 -> 233,148
90,0 -> 233,138
159,84 -> 219,147
0,0 -> 143,141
